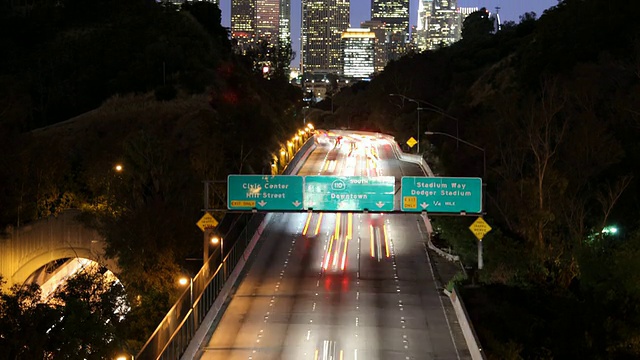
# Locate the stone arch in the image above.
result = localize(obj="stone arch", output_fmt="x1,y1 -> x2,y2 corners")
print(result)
1,209 -> 120,289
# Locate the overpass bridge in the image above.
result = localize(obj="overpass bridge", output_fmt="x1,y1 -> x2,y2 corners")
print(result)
0,209 -> 118,290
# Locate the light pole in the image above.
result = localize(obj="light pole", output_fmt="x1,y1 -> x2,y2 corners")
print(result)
389,94 -> 460,150
424,131 -> 486,270
178,276 -> 193,307
424,131 -> 485,180
211,235 -> 225,276
390,94 -> 421,154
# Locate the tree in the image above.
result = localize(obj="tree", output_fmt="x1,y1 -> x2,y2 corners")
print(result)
47,266 -> 129,359
461,8 -> 495,41
0,266 -> 129,359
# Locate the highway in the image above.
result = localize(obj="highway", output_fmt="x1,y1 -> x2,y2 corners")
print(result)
196,132 -> 469,360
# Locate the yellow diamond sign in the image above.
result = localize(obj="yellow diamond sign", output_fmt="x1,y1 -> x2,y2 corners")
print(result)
197,212 -> 219,232
469,217 -> 492,240
406,137 -> 418,148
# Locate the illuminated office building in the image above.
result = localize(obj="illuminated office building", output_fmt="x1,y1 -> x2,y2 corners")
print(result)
415,0 -> 477,51
301,0 -> 350,74
342,28 -> 375,79
232,0 -> 291,53
360,20 -> 387,73
371,0 -> 410,61
279,0 -> 291,48
231,0 -> 256,52
255,0 -> 280,46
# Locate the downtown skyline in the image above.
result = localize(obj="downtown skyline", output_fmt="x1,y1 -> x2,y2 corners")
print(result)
220,0 -> 560,67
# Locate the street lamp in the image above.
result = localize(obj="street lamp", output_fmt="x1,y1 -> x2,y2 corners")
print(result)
211,235 -> 225,276
424,131 -> 485,180
178,276 -> 193,308
390,94 -> 422,154
389,94 -> 460,150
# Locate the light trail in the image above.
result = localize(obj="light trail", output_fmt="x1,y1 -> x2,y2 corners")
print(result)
324,235 -> 335,270
302,212 -> 313,236
369,224 -> 375,258
314,213 -> 323,236
383,223 -> 390,258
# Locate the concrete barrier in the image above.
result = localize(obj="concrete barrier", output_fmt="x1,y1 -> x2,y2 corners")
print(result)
447,286 -> 486,360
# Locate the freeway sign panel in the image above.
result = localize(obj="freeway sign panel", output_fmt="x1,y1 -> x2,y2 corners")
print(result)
401,177 -> 482,213
227,175 -> 304,211
304,176 -> 395,211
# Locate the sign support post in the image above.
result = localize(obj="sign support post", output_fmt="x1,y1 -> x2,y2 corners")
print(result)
469,217 -> 492,270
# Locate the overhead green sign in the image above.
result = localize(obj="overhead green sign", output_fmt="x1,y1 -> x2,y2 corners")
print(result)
304,176 -> 395,211
227,175 -> 304,211
401,177 -> 482,213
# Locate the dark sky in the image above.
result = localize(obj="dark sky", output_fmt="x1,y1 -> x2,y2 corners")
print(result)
219,0 -> 560,68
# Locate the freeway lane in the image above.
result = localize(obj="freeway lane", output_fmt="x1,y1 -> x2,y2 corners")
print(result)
196,133 -> 470,360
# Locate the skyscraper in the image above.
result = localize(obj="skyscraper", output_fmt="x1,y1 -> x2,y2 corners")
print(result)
342,28 -> 375,79
231,1 -> 291,48
360,20 -> 388,73
371,0 -> 410,61
416,0 -> 464,51
255,0 -> 280,46
301,0 -> 350,74
231,0 -> 256,52
279,0 -> 291,48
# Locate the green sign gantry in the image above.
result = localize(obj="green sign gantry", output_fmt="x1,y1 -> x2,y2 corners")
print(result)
304,176 -> 395,211
401,176 -> 482,214
227,175 -> 304,211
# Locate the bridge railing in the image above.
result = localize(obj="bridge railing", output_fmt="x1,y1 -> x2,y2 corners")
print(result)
135,212 -> 265,360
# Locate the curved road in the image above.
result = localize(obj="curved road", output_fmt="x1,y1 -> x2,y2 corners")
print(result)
196,133 -> 470,360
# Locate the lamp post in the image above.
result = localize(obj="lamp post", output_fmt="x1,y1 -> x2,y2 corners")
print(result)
424,131 -> 486,270
389,94 -> 460,150
178,276 -> 193,308
211,235 -> 225,276
389,94 -> 421,154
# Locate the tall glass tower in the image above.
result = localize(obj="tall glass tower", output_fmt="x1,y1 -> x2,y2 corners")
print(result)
371,0 -> 410,61
342,28 -> 375,79
416,0 -> 464,51
231,0 -> 256,52
255,0 -> 280,46
232,0 -> 291,52
301,0 -> 350,74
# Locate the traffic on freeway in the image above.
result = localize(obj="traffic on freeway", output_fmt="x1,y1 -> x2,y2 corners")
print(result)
196,132 -> 469,360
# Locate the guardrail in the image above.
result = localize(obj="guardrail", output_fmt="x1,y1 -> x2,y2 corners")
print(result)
135,136 -> 317,360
